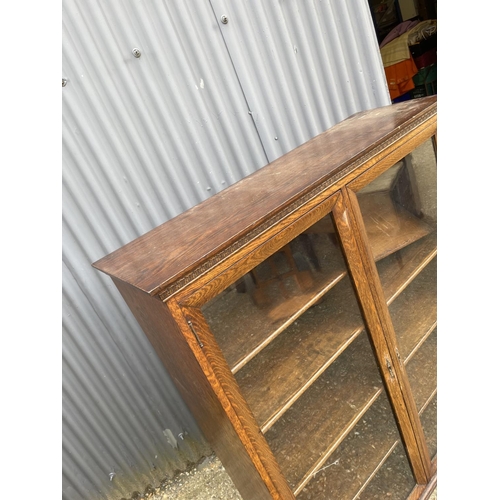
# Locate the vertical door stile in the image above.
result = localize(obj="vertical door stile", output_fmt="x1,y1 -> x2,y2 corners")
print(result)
331,187 -> 432,485
173,301 -> 296,500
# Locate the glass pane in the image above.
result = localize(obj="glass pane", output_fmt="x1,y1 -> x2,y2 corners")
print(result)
406,328 -> 437,460
201,209 -> 417,498
291,333 -> 416,499
201,213 -> 348,373
420,393 -> 437,460
355,136 -> 437,461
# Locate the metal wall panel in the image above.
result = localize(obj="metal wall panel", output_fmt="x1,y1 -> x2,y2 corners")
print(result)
62,0 -> 390,498
210,0 -> 390,161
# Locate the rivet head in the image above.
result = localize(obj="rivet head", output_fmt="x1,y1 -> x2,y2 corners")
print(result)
62,78 -> 68,87
220,15 -> 228,24
132,48 -> 141,58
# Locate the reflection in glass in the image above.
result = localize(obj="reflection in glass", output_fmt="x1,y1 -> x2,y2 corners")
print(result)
202,214 -> 349,372
356,136 -> 437,464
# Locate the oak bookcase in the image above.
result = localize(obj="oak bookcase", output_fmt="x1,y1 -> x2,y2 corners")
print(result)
93,96 -> 437,500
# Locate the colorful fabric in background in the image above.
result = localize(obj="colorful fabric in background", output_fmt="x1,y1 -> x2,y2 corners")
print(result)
380,20 -> 437,67
379,20 -> 419,49
379,20 -> 437,100
380,31 -> 413,67
407,20 -> 437,46
385,57 -> 418,100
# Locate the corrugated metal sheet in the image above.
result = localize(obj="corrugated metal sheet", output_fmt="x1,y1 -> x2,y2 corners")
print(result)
210,0 -> 390,161
62,0 -> 390,498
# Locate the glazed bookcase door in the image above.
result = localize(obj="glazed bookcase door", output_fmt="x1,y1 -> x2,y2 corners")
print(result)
91,97 -> 438,500
197,210 -> 419,498
349,136 -> 438,469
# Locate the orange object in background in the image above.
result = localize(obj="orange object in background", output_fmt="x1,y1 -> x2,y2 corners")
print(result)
384,57 -> 418,100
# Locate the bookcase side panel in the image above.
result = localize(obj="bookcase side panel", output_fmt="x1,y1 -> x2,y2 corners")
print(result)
111,278 -> 275,500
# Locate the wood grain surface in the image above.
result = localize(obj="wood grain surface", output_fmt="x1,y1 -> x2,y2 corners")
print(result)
357,191 -> 433,261
390,258 -> 437,363
236,239 -> 436,433
332,188 -> 431,484
262,250 -> 437,493
111,278 -> 276,500
91,97 -> 439,500
197,201 -> 434,378
265,331 -> 384,491
92,97 -> 436,297
177,304 -> 296,500
295,392 -> 406,499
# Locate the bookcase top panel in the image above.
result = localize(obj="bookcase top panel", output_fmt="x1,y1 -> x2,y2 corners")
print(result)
93,96 -> 436,295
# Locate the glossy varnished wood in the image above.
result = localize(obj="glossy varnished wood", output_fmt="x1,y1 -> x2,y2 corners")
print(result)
343,186 -> 434,482
181,193 -> 341,308
295,393 -> 434,500
346,124 -> 436,194
93,97 -> 436,297
110,279 -> 276,500
332,188 -> 431,484
199,208 -> 347,373
199,197 -> 434,376
408,459 -> 437,500
91,97 -> 439,500
177,304 -> 296,499
261,247 -> 437,494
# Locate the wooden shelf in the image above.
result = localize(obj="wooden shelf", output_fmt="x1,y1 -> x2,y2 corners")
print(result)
377,232 -> 437,306
407,329 -> 437,461
259,252 -> 437,493
235,276 -> 363,431
358,190 -> 434,262
237,232 -> 437,433
202,197 -> 434,376
265,331 -> 384,492
389,255 -> 437,362
356,442 -> 416,500
294,330 -> 437,500
202,229 -> 348,373
406,329 -> 437,457
406,328 -> 437,411
92,98 -> 439,500
295,392 -> 405,499
420,393 -> 437,460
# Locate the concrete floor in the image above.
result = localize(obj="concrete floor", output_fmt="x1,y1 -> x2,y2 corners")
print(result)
155,454 -> 437,499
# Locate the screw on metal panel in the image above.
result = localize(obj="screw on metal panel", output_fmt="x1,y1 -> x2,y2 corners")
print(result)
132,48 -> 141,58
220,15 -> 228,24
62,78 -> 67,87
274,137 -> 278,140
